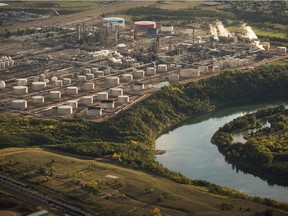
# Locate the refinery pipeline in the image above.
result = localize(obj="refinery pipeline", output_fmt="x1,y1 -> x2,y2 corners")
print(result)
0,17 -> 287,120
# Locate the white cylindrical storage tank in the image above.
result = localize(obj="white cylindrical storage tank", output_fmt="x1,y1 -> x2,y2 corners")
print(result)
57,105 -> 73,115
86,73 -> 94,80
106,76 -> 119,86
11,100 -> 27,109
39,74 -> 45,82
198,66 -> 209,74
33,76 -> 39,82
122,74 -> 133,82
0,80 -> 6,89
66,100 -> 78,109
84,68 -> 91,75
16,78 -> 27,86
49,90 -> 61,99
32,96 -> 44,104
211,66 -> 220,73
133,83 -> 145,91
51,76 -> 58,82
96,71 -> 104,77
100,100 -> 114,109
110,88 -> 123,97
118,95 -> 129,104
13,86 -> 28,95
103,17 -> 125,29
87,107 -> 102,116
160,25 -> 174,32
78,75 -> 87,81
45,79 -> 49,84
63,78 -> 72,85
66,86 -> 78,95
97,92 -> 108,100
83,82 -> 95,91
157,64 -> 167,73
146,67 -> 156,75
134,70 -> 145,78
104,68 -> 111,76
180,69 -> 200,78
168,74 -> 179,82
55,80 -> 63,87
32,82 -> 46,91
91,68 -> 98,73
277,46 -> 287,53
81,96 -> 94,105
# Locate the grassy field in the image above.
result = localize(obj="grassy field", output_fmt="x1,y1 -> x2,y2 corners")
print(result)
1,1 -> 102,14
0,148 -> 287,216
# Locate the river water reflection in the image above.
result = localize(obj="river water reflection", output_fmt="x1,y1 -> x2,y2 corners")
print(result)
156,102 -> 288,202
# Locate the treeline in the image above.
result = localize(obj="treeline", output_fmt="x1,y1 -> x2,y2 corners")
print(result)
212,105 -> 288,186
124,6 -> 236,22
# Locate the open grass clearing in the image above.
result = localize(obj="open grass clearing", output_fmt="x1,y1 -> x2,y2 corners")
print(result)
0,148 -> 287,215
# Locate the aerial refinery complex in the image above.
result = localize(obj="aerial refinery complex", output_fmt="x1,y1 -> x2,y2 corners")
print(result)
0,14 -> 287,120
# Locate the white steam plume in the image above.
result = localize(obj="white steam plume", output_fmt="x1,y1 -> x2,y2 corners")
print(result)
242,23 -> 257,40
209,24 -> 218,36
216,21 -> 232,37
242,23 -> 264,50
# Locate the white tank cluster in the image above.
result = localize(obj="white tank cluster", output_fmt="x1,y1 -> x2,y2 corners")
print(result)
122,74 -> 133,82
134,70 -> 145,78
97,92 -> 108,100
83,82 -> 95,91
32,96 -> 45,104
118,95 -> 129,104
133,83 -> 145,91
50,91 -> 61,99
86,107 -> 102,116
81,96 -> 94,105
0,56 -> 14,69
66,86 -> 78,95
13,86 -> 28,95
146,67 -> 156,75
106,76 -> 119,86
100,100 -> 114,109
57,105 -> 73,115
11,100 -> 27,109
32,82 -> 46,91
110,88 -> 123,97
180,69 -> 200,78
157,64 -> 168,73
66,100 -> 78,109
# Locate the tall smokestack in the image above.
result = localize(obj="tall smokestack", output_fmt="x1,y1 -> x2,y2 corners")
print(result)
131,24 -> 134,50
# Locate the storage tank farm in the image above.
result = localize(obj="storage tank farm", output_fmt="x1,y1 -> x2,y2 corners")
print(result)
0,15 -> 282,120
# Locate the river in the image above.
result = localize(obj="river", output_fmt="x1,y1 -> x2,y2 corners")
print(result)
156,102 -> 288,203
